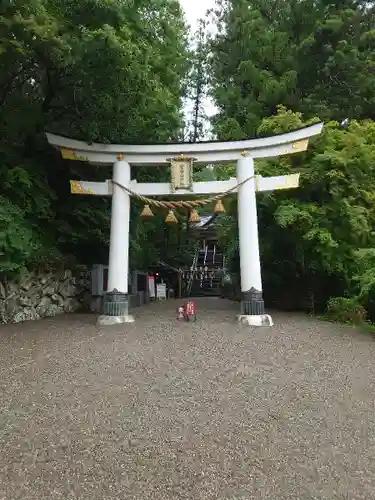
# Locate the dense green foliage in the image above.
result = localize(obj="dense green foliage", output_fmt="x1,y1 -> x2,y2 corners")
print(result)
214,108 -> 375,311
210,0 -> 375,315
0,0 -> 190,274
326,297 -> 367,325
210,0 -> 375,136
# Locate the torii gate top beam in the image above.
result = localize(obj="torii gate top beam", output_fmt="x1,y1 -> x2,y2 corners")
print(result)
46,123 -> 323,165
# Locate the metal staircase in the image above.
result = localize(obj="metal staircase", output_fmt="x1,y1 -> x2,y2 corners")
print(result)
188,243 -> 224,297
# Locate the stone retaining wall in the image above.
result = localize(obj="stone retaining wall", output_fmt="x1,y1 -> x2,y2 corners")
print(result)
0,270 -> 90,324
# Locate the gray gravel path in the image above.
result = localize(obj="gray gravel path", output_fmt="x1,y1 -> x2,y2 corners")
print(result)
1,298 -> 375,499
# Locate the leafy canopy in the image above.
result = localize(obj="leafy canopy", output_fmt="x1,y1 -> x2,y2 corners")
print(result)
0,0 -> 191,275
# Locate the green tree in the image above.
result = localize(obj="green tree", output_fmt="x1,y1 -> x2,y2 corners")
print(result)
210,0 -> 375,137
215,107 -> 375,310
0,0 -> 190,275
210,0 -> 375,311
185,19 -> 209,142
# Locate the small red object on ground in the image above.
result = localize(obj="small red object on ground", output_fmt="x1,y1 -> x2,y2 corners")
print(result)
184,300 -> 197,321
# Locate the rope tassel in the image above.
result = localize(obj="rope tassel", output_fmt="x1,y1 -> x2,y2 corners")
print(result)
189,209 -> 200,223
214,199 -> 226,214
140,204 -> 154,219
165,210 -> 178,224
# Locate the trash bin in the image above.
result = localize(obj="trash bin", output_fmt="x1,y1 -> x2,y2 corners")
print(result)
101,289 -> 129,316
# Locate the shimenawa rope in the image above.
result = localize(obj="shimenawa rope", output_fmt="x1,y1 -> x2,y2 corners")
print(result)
111,174 -> 255,210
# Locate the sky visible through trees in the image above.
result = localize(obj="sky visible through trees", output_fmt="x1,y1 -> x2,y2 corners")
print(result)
180,0 -> 217,138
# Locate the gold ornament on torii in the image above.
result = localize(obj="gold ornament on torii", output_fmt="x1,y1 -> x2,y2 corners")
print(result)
60,148 -> 88,162
70,180 -> 95,195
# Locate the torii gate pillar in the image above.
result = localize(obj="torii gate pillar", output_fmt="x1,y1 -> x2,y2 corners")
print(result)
99,159 -> 134,325
237,155 -> 271,326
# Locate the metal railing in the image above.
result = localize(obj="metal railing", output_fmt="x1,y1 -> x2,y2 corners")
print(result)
187,244 -> 200,296
203,245 -> 208,266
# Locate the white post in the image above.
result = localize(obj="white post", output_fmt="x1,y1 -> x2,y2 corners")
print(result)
108,160 -> 130,292
99,159 -> 134,325
236,156 -> 262,292
236,155 -> 273,326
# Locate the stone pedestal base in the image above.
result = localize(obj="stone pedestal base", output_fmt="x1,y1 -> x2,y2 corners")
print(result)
98,314 -> 134,326
99,289 -> 133,326
238,314 -> 273,327
241,288 -> 265,315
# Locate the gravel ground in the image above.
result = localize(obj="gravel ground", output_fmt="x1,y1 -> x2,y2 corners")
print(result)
1,298 -> 375,499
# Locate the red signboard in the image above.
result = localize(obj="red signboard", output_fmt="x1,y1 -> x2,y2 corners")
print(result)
185,300 -> 197,320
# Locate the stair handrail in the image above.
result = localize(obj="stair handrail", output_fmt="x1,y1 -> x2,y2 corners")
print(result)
203,244 -> 208,266
157,260 -> 181,273
187,243 -> 200,296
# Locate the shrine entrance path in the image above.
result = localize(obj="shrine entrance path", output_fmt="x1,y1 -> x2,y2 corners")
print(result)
1,298 -> 375,499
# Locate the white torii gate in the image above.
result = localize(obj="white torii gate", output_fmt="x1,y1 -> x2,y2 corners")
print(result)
46,122 -> 323,326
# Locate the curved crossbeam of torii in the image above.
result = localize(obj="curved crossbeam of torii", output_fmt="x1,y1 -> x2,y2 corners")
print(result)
46,122 -> 323,327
